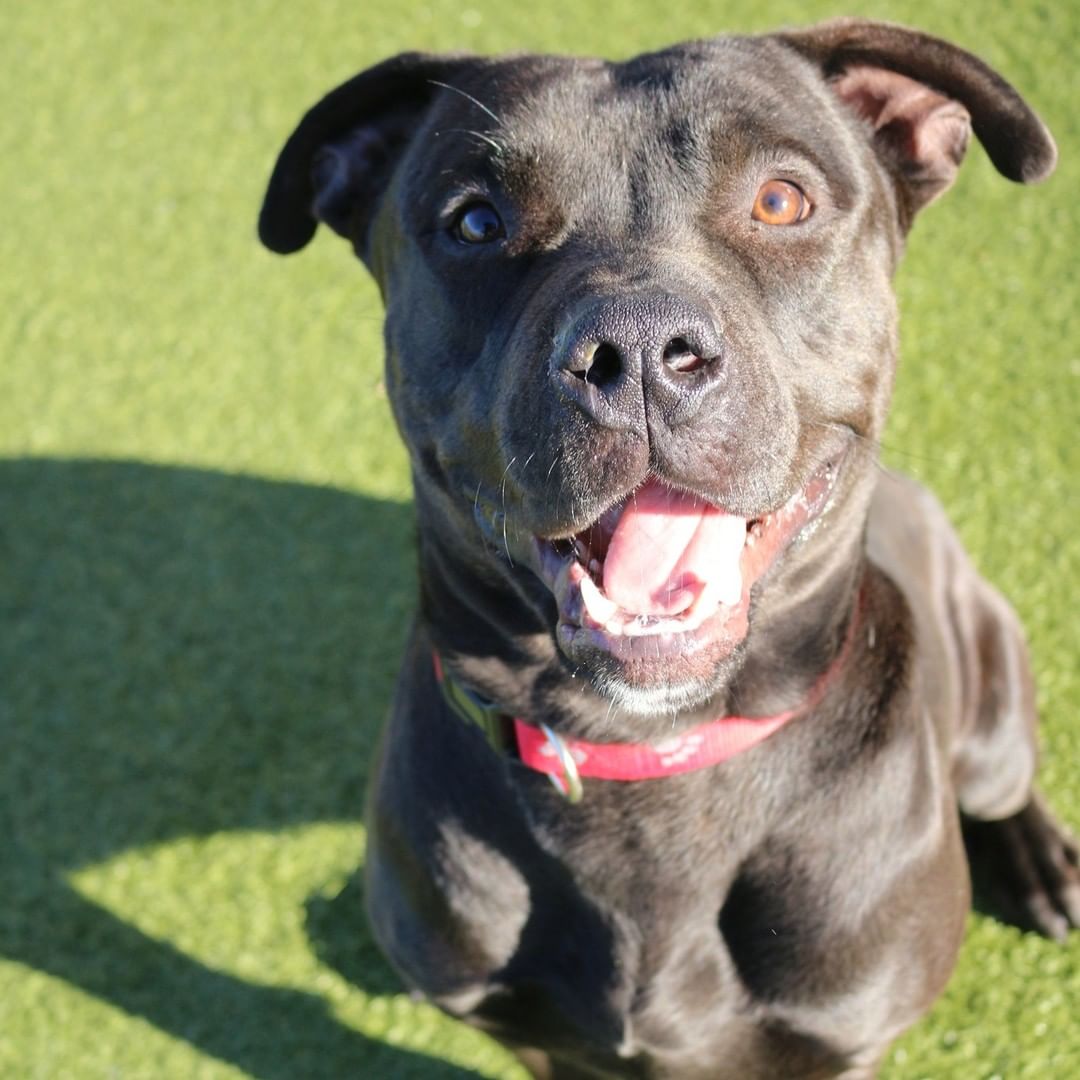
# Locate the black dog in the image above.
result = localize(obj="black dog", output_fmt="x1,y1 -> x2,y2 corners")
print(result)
259,19 -> 1079,1078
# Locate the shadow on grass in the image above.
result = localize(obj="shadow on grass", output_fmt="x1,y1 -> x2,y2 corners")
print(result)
2,456 -> 1051,1078
0,457 -> 478,1079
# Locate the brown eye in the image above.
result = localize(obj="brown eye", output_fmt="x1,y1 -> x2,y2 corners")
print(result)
752,180 -> 811,226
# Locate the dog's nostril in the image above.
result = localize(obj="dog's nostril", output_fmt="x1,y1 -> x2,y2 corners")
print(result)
662,337 -> 691,361
569,341 -> 623,384
662,336 -> 710,374
591,343 -> 623,382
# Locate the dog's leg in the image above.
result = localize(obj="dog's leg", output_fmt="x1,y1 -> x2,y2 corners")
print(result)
871,473 -> 1079,941
954,579 -> 1080,940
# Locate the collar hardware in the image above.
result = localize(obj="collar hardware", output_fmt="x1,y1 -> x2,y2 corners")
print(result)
539,723 -> 584,803
431,651 -> 513,753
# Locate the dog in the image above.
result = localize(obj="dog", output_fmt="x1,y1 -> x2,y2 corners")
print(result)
258,19 -> 1079,1078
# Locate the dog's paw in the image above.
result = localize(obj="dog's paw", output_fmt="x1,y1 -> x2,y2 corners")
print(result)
964,792 -> 1080,941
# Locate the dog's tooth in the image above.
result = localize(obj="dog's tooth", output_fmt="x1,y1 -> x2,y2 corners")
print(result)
682,576 -> 733,631
624,613 -> 674,637
680,599 -> 713,633
718,574 -> 742,608
580,572 -> 619,624
589,558 -> 602,577
551,559 -> 582,618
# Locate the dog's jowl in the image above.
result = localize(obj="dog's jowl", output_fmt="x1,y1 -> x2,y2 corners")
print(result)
260,19 -> 1079,1079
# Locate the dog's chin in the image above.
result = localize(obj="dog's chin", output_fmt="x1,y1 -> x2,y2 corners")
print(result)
555,608 -> 749,715
580,648 -> 744,717
532,446 -> 849,711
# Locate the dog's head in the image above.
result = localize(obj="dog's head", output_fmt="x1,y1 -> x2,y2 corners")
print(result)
259,20 -> 1053,717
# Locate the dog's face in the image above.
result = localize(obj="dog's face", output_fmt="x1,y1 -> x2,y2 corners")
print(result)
260,20 -> 1053,715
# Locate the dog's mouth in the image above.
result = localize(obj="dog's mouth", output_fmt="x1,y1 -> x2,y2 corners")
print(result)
533,446 -> 848,669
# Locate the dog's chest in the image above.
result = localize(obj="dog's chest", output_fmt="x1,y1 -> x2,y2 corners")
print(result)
460,835 -> 883,1076
449,781 -> 885,1066
452,755 -> 955,1068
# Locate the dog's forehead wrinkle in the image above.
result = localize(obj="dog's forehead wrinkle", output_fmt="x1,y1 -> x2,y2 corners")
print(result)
476,61 -> 871,250
496,96 -> 659,234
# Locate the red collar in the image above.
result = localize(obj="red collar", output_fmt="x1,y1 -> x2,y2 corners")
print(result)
433,598 -> 859,802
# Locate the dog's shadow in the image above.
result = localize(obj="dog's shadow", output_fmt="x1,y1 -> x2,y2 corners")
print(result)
0,457 -> 479,1079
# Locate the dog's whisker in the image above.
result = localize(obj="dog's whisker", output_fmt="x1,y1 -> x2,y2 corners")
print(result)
806,419 -> 949,470
427,79 -> 504,127
500,456 -> 518,495
438,127 -> 506,155
498,456 -> 521,567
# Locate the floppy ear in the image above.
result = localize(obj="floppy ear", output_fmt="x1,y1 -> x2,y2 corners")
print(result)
258,52 -> 475,255
779,19 -> 1056,223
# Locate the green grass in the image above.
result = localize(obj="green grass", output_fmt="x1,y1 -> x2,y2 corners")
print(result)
1,1 -> 1076,1076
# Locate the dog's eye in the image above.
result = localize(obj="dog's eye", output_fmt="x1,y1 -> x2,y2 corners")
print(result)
452,202 -> 505,244
751,180 -> 811,226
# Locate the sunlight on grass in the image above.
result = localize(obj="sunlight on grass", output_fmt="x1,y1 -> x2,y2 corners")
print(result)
67,826 -> 525,1079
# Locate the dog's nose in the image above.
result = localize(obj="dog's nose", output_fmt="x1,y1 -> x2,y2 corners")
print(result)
551,294 -> 725,428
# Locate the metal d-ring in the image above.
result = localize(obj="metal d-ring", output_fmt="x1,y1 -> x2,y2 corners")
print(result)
540,723 -> 584,803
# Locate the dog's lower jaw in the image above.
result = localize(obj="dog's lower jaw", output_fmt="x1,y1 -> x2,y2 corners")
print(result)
588,657 -> 741,717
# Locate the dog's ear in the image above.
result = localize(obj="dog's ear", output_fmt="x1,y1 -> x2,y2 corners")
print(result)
258,52 -> 475,255
779,19 -> 1056,222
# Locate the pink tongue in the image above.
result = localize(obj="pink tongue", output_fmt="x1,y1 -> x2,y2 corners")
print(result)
602,480 -> 746,616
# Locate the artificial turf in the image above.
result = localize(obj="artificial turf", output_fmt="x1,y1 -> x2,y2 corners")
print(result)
1,0 -> 1076,1076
